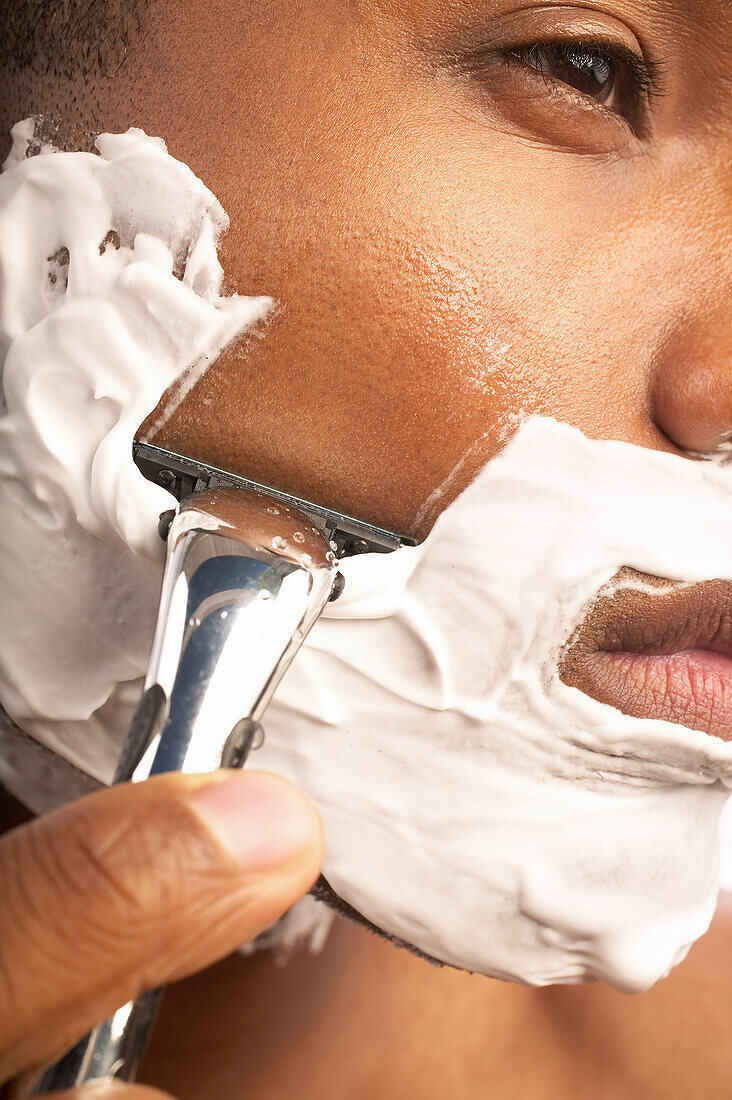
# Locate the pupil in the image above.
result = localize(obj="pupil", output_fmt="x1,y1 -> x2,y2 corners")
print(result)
549,46 -> 615,102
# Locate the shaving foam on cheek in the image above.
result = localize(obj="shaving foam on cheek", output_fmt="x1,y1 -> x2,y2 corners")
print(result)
0,123 -> 270,758
3,126 -> 732,995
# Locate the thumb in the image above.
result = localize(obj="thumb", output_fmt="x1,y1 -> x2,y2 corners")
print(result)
0,770 -> 323,1083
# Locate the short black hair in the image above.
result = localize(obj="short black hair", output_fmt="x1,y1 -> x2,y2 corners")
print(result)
1,0 -> 150,81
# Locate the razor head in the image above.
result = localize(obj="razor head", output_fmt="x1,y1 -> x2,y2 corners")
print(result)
133,441 -> 417,557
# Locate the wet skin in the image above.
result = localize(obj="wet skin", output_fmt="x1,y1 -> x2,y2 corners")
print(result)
4,1 -> 732,1096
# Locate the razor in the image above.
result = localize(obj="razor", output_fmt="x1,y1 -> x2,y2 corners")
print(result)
22,443 -> 416,1095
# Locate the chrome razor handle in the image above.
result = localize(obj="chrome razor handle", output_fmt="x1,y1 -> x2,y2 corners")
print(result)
20,488 -> 338,1095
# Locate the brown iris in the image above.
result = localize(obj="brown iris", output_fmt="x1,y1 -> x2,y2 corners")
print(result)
519,43 -> 617,104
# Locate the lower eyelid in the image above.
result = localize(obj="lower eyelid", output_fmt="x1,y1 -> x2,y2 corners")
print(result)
460,55 -> 643,155
487,53 -> 634,122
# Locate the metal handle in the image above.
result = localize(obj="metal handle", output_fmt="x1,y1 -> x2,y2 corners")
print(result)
16,488 -> 337,1095
14,990 -> 162,1094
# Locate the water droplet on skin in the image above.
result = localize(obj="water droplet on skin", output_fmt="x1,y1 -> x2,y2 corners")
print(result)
272,536 -> 287,551
293,531 -> 305,543
326,550 -> 337,564
267,506 -> 280,515
300,553 -> 313,568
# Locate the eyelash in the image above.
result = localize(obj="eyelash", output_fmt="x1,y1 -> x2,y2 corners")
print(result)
459,35 -> 666,133
501,38 -> 664,119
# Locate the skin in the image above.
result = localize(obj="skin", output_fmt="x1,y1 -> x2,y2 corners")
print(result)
3,0 -> 732,1095
5,0 -> 732,539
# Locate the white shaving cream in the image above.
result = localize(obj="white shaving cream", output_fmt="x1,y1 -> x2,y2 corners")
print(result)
0,123 -> 270,776
2,126 -> 732,993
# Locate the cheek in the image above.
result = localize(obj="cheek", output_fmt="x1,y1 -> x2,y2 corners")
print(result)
192,207 -> 536,533
156,179 -> 649,538
152,58 -> 681,535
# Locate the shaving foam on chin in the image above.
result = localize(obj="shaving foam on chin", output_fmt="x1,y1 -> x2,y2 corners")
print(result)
2,126 -> 732,993
255,421 -> 732,993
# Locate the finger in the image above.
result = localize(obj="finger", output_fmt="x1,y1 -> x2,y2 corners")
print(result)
0,770 -> 323,1082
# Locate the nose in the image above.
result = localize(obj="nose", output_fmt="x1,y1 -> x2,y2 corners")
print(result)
650,302 -> 732,456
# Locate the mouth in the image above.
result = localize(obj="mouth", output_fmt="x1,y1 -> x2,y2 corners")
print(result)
559,570 -> 732,743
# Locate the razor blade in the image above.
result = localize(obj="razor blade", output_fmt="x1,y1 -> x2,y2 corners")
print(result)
133,441 -> 417,558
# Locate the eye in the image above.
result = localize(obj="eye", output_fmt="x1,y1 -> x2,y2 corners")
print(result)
515,43 -> 617,105
502,39 -> 657,123
454,31 -> 664,153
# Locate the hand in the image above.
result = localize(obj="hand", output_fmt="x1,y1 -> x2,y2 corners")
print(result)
0,769 -> 323,1098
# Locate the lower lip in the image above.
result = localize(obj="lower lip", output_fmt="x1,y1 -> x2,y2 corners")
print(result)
579,648 -> 732,742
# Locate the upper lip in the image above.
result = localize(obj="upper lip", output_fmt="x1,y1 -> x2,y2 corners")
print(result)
560,569 -> 732,741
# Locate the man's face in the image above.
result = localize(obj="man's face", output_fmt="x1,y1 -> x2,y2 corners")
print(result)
4,0 -> 732,987
12,0 -> 730,539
